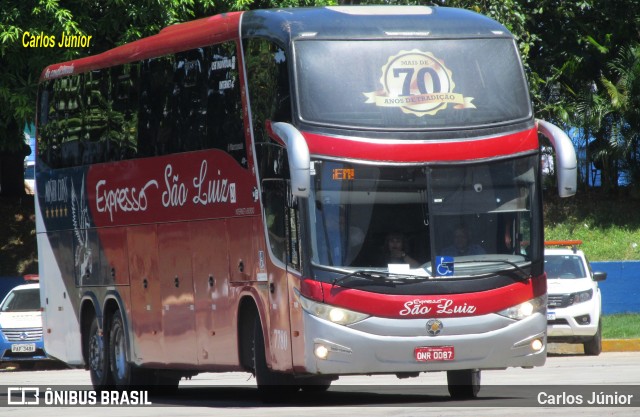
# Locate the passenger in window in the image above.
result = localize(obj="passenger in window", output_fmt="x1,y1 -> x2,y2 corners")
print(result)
383,232 -> 419,267
442,225 -> 485,257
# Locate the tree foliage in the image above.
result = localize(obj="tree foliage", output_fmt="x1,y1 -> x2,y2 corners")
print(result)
2,0 -> 640,192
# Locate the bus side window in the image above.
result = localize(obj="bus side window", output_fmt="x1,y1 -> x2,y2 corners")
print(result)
59,74 -> 83,168
138,56 -> 175,158
109,63 -> 139,161
244,38 -> 292,145
286,181 -> 301,271
83,69 -> 108,164
205,42 -> 247,167
262,179 -> 287,263
262,179 -> 301,271
37,80 -> 56,168
173,49 -> 206,153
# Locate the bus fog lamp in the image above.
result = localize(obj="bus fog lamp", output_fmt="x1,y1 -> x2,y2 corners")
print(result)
314,344 -> 329,360
531,338 -> 543,351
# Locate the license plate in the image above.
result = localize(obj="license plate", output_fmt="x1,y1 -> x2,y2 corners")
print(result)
415,346 -> 455,362
11,343 -> 36,353
547,312 -> 556,321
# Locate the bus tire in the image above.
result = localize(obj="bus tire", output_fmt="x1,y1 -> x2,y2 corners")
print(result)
252,315 -> 298,401
108,310 -> 150,387
88,316 -> 113,388
447,369 -> 481,399
155,370 -> 181,394
299,376 -> 333,392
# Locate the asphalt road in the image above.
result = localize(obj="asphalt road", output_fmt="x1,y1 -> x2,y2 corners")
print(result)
1,352 -> 639,416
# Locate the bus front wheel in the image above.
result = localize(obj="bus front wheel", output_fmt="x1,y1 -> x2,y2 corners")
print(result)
447,369 -> 481,399
252,316 -> 298,401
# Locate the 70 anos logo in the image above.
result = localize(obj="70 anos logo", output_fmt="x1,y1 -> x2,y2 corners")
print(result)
364,50 -> 475,117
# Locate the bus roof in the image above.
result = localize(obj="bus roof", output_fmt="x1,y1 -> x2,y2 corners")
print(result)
241,6 -> 511,43
40,6 -> 511,81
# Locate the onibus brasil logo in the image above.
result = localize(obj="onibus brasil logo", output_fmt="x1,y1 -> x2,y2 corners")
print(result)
364,50 -> 475,117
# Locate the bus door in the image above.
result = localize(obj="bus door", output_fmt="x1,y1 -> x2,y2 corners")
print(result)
261,179 -> 294,372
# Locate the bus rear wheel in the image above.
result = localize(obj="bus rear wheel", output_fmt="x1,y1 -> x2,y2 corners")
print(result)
109,309 -> 181,392
88,316 -> 112,387
109,310 -> 154,387
109,311 -> 132,386
447,369 -> 481,399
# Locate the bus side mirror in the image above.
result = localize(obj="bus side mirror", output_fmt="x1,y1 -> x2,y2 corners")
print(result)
536,119 -> 577,198
271,122 -> 310,198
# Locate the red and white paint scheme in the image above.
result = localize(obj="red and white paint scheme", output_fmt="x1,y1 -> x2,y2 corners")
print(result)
35,6 -> 576,399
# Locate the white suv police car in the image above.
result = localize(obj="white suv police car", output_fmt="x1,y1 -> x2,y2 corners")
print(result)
545,241 -> 607,355
0,279 -> 48,367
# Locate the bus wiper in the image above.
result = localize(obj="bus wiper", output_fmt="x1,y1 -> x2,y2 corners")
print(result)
454,259 -> 531,281
311,263 -> 429,287
331,269 -> 392,288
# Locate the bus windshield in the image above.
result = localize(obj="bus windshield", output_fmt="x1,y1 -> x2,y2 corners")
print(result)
308,154 -> 539,279
295,38 -> 530,130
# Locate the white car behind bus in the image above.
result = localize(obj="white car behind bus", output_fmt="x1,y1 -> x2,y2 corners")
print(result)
0,280 -> 49,367
545,242 -> 607,355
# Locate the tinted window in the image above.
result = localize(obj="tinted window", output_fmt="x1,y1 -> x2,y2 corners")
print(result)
205,43 -> 246,167
38,42 -> 247,169
245,38 -> 291,143
245,39 -> 291,180
138,56 -> 174,157
295,38 -> 530,130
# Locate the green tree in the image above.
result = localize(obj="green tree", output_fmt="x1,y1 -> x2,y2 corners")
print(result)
4,0 -> 640,194
521,0 -> 640,190
0,0 -> 334,196
601,44 -> 640,189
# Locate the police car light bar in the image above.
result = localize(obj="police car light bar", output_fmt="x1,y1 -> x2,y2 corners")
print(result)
544,240 -> 582,253
544,240 -> 582,246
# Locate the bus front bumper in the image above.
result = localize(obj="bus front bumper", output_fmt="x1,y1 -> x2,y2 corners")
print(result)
302,312 -> 547,375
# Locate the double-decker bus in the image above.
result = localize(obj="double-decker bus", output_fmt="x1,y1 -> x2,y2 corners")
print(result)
36,6 -> 577,399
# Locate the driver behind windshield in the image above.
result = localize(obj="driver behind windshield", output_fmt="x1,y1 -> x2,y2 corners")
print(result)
382,232 -> 420,267
441,225 -> 485,257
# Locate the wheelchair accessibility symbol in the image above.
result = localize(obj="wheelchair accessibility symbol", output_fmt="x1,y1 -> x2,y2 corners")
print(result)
436,256 -> 454,276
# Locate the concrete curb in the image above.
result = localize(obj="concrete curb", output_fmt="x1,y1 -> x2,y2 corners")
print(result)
549,339 -> 640,354
603,338 -> 640,352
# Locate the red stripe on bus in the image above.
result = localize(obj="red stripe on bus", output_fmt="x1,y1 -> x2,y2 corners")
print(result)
300,276 -> 546,318
302,128 -> 538,162
40,12 -> 243,80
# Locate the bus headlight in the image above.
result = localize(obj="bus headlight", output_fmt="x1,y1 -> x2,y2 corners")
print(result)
497,295 -> 547,320
297,293 -> 369,325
